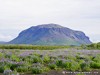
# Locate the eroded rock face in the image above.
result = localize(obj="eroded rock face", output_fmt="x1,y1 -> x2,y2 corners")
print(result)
9,24 -> 92,45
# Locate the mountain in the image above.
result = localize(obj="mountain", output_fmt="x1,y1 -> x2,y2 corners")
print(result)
9,24 -> 92,45
0,41 -> 6,44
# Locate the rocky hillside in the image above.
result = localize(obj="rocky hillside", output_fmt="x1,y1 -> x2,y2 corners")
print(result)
9,24 -> 92,45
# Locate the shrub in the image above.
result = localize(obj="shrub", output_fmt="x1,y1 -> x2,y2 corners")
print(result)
33,56 -> 42,63
42,67 -> 50,72
10,54 -> 20,62
16,66 -> 28,72
62,62 -> 71,69
90,62 -> 100,69
80,63 -> 91,71
10,64 -> 19,70
92,55 -> 100,63
12,69 -> 18,75
43,55 -> 50,63
0,65 -> 10,73
0,53 -> 4,59
32,67 -> 42,74
26,55 -> 42,63
0,66 -> 4,73
62,61 -> 80,71
48,64 -> 57,70
56,60 -> 63,67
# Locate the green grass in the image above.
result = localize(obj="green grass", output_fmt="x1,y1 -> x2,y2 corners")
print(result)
0,44 -> 70,50
80,42 -> 100,50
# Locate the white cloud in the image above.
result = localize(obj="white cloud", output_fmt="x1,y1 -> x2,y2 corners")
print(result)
0,34 -> 13,41
0,0 -> 100,42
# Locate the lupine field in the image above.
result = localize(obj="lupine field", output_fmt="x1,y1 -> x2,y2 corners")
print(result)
0,45 -> 100,75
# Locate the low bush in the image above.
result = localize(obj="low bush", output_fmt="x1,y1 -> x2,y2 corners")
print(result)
90,62 -> 100,69
33,56 -> 42,63
16,66 -> 29,72
80,63 -> 91,71
0,66 -> 4,73
10,64 -> 19,70
56,60 -> 63,67
32,67 -> 43,74
92,55 -> 100,63
43,55 -> 50,63
48,64 -> 57,70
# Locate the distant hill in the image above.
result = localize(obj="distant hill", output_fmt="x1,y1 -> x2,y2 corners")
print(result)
9,24 -> 92,45
0,41 -> 6,44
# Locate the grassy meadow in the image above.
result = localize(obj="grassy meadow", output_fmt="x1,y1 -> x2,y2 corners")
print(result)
0,44 -> 100,75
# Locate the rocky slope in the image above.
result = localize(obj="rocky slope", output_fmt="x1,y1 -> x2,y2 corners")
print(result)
9,24 -> 92,45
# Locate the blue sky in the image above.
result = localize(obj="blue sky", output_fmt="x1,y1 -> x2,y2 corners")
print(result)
0,0 -> 100,42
